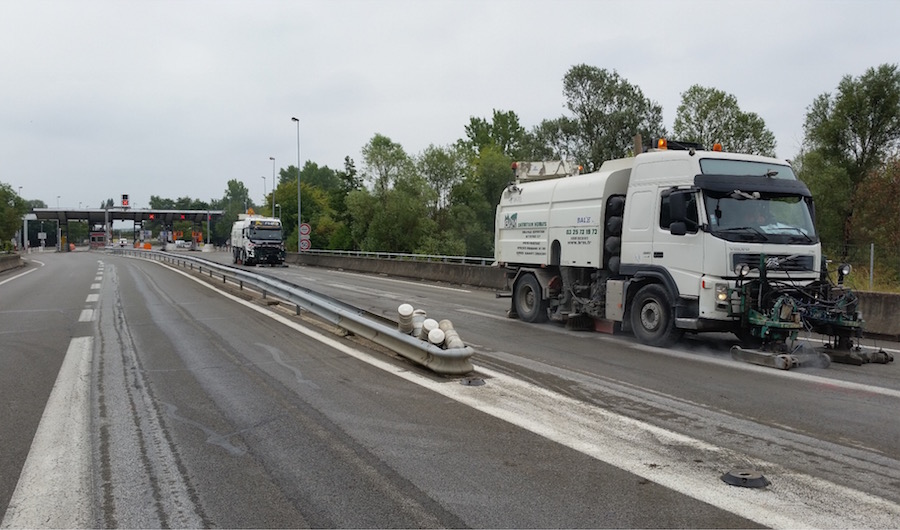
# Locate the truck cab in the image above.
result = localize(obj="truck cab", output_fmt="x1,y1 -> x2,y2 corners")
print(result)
618,146 -> 819,343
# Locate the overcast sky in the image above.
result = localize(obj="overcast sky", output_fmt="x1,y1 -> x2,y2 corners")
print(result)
2,0 -> 898,211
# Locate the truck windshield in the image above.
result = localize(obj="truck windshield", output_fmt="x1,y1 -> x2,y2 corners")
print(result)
703,192 -> 817,244
700,159 -> 797,180
248,228 -> 282,241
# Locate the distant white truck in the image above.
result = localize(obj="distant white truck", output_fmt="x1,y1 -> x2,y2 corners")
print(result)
230,215 -> 285,266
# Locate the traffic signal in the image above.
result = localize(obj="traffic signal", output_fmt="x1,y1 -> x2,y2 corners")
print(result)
122,194 -> 129,207
148,213 -> 155,220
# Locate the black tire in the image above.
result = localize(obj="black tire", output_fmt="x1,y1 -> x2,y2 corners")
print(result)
607,255 -> 621,274
513,273 -> 548,323
606,216 -> 623,236
607,195 -> 625,216
630,284 -> 682,347
604,236 -> 621,255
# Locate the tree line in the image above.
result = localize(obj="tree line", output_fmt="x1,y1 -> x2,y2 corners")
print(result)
3,63 -> 899,286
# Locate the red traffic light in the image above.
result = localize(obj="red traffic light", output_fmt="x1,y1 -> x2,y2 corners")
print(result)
180,214 -> 185,220
148,213 -> 155,220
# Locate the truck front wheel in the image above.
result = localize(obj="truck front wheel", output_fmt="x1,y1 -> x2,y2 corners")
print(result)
630,284 -> 682,347
513,273 -> 548,323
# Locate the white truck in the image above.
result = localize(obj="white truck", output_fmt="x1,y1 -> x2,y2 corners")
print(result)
495,138 -> 890,368
231,215 -> 286,266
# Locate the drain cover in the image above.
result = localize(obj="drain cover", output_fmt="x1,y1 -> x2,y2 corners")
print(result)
460,377 -> 485,386
721,469 -> 770,488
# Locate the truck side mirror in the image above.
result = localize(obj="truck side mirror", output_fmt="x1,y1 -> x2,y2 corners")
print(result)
669,192 -> 687,221
669,221 -> 687,236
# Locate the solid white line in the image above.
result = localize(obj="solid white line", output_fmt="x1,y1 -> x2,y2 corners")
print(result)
0,259 -> 44,286
155,260 -> 900,528
1,337 -> 93,529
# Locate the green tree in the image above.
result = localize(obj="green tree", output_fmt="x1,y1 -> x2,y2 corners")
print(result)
801,63 -> 900,253
1,183 -> 28,251
561,64 -> 666,170
325,156 -> 361,250
439,145 -> 512,257
299,161 -> 340,191
363,172 -> 436,253
522,117 -> 578,161
849,156 -> 900,270
361,134 -> 413,195
462,110 -> 528,159
417,144 -> 468,210
673,85 -> 776,156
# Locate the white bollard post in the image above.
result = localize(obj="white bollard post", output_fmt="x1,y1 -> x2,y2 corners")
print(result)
420,318 -> 439,340
439,319 -> 465,349
410,309 -> 427,338
398,303 -> 414,334
427,328 -> 446,347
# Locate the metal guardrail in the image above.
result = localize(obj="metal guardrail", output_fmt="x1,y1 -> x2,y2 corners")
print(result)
302,249 -> 495,266
111,248 -> 475,375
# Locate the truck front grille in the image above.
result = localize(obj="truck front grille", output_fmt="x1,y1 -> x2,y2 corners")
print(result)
731,253 -> 815,273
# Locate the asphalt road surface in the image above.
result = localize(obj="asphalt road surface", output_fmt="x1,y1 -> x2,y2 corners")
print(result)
2,249 -> 899,528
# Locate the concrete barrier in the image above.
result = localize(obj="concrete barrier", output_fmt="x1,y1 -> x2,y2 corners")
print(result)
856,291 -> 900,340
286,252 -> 900,340
0,253 -> 22,273
286,252 -> 509,290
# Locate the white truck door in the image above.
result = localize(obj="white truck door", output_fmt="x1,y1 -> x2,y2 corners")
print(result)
651,188 -> 703,297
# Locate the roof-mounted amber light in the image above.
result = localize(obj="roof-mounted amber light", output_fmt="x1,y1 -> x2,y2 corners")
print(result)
658,138 -> 667,150
713,143 -> 723,152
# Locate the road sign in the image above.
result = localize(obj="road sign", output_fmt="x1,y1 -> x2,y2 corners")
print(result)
299,238 -> 311,251
299,223 -> 311,236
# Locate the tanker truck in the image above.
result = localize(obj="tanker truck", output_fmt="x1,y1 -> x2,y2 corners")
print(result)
495,138 -> 891,369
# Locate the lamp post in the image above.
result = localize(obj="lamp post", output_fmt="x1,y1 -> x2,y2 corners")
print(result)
56,195 -> 60,208
260,175 -> 266,214
269,156 -> 276,216
291,117 -> 301,250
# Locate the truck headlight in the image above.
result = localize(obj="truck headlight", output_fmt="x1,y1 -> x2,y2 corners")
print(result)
716,283 -> 729,302
838,263 -> 851,285
734,263 -> 750,277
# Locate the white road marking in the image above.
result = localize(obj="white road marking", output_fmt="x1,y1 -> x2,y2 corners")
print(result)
78,309 -> 94,322
90,283 -> 101,290
1,337 -> 93,529
0,259 -> 44,286
85,293 -> 99,303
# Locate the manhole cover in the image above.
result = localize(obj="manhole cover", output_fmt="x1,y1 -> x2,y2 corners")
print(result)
721,469 -> 770,488
460,377 -> 485,386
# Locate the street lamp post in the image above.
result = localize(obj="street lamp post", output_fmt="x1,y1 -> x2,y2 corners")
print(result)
291,117 -> 302,250
269,156 -> 276,217
260,175 -> 266,214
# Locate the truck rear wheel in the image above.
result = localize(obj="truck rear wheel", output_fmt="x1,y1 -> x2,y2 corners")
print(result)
514,273 -> 548,323
630,284 -> 682,347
